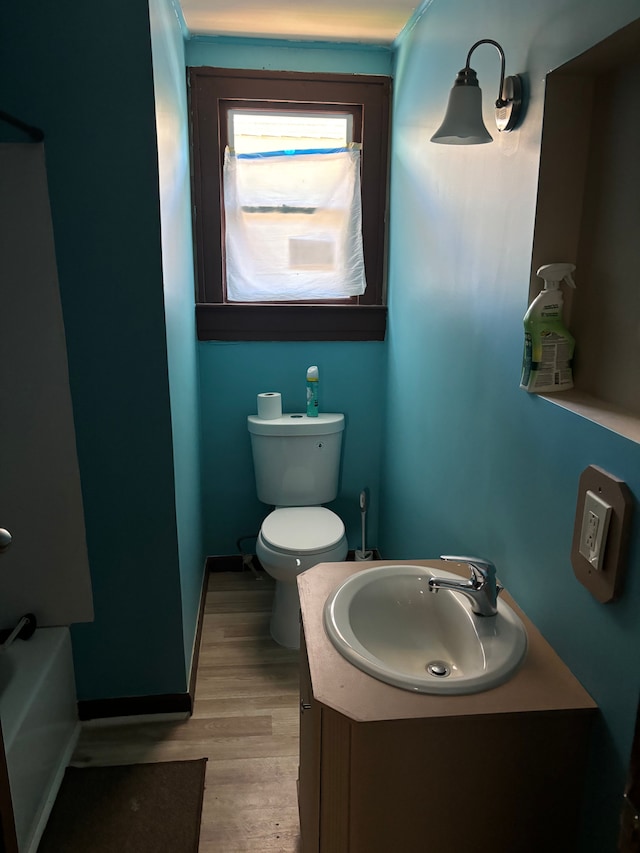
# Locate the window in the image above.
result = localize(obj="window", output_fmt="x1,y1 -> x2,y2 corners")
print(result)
228,110 -> 352,153
188,68 -> 391,341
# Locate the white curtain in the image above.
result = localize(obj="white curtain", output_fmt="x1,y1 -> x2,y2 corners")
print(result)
223,146 -> 367,302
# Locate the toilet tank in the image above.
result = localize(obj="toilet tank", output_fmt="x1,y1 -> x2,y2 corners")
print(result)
247,413 -> 345,506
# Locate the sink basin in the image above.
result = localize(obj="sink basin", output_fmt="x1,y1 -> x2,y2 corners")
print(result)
323,564 -> 528,695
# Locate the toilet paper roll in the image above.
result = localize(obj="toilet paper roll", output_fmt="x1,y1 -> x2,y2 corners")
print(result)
257,392 -> 282,420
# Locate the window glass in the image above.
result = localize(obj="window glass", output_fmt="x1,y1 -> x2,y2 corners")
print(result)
229,111 -> 352,154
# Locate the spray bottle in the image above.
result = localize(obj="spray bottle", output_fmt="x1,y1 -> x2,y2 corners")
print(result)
306,365 -> 319,417
520,263 -> 576,394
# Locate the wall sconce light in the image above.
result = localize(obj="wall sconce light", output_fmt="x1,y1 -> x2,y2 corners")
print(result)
431,39 -> 523,145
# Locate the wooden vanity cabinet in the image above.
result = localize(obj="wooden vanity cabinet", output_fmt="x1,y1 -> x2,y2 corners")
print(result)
298,561 -> 598,853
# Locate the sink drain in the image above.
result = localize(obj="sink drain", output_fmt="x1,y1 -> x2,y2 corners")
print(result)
426,661 -> 451,678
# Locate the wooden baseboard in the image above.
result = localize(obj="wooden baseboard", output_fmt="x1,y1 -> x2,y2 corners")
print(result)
206,554 -> 248,572
188,561 -> 210,700
77,692 -> 192,721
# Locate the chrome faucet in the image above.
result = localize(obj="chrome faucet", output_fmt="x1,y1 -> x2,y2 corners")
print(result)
428,555 -> 503,617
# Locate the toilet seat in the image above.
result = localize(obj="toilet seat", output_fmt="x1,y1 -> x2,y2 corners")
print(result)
261,507 -> 345,554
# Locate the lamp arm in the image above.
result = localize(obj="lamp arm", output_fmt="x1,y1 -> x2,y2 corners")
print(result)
465,39 -> 507,108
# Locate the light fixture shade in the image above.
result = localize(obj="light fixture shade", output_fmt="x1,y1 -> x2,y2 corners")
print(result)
430,85 -> 493,145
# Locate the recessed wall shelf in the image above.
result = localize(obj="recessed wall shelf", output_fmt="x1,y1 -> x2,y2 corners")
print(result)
530,17 -> 640,445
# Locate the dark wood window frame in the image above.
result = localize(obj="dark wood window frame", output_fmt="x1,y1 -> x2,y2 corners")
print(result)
188,67 -> 390,341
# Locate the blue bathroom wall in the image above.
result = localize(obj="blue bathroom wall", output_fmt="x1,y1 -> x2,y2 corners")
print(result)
191,39 -> 391,557
149,0 -> 206,674
186,35 -> 393,75
199,342 -> 386,557
0,0 -> 190,700
384,2 -> 640,850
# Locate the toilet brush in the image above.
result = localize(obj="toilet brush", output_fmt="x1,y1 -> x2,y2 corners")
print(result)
355,489 -> 373,561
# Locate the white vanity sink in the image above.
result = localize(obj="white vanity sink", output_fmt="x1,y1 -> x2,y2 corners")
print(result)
323,564 -> 528,695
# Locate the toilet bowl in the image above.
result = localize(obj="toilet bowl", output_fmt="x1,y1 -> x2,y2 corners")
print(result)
256,506 -> 348,648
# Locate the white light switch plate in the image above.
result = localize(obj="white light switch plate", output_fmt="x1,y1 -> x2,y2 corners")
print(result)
571,465 -> 633,603
579,490 -> 612,570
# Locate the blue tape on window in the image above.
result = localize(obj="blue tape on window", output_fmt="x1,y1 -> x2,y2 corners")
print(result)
236,147 -> 350,159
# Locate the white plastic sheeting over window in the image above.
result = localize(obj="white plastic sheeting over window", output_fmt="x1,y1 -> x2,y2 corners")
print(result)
223,145 -> 367,302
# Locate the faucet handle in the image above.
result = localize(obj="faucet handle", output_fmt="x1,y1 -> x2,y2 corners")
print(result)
440,555 -> 497,586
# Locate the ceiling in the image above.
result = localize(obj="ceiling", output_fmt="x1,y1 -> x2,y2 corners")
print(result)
179,0 -> 421,45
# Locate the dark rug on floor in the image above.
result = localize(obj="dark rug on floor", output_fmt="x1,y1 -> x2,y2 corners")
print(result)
37,759 -> 207,853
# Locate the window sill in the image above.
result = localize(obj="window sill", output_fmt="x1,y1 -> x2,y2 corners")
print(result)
196,303 -> 387,341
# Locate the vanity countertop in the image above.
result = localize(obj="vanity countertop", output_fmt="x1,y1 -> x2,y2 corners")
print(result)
298,559 -> 597,723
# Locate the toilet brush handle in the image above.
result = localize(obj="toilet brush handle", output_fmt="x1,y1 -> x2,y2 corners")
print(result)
359,490 -> 368,553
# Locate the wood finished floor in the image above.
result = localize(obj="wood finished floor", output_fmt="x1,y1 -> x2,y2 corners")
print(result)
71,571 -> 302,852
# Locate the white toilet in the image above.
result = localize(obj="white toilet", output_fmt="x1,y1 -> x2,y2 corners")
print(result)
247,412 -> 348,648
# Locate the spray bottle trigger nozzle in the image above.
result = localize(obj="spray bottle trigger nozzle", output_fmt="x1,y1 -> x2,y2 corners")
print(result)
536,262 -> 576,290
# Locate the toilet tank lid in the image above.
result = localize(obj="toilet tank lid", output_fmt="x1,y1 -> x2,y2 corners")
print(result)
248,413 -> 344,436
